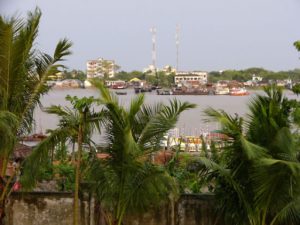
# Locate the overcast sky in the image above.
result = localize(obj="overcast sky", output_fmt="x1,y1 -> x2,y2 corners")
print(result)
1,0 -> 300,72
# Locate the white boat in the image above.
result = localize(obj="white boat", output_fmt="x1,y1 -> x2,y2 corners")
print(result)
230,87 -> 249,96
215,87 -> 230,95
84,80 -> 92,88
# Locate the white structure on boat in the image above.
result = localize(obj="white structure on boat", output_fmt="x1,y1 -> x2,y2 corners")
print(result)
86,58 -> 117,79
175,71 -> 208,85
54,79 -> 83,88
84,80 -> 92,88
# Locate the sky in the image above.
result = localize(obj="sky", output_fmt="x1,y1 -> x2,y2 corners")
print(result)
1,0 -> 300,72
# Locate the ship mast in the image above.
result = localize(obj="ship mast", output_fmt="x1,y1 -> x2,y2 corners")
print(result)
175,24 -> 180,72
150,26 -> 157,71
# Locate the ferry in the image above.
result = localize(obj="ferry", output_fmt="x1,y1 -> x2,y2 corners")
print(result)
230,87 -> 249,96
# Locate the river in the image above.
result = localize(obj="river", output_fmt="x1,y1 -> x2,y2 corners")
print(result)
34,88 -> 299,139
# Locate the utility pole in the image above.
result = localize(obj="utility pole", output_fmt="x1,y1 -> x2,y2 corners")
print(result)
175,24 -> 180,72
150,27 -> 157,70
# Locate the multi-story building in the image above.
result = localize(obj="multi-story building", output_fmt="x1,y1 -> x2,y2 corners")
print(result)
174,71 -> 208,84
86,58 -> 117,79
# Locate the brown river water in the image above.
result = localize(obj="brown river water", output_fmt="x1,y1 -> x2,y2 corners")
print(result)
34,88 -> 299,142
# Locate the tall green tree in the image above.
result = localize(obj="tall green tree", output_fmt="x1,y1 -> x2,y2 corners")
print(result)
87,81 -> 195,225
0,8 -> 72,223
200,86 -> 300,225
22,95 -> 102,225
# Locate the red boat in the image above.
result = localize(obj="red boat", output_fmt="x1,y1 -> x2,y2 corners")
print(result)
112,82 -> 126,89
230,87 -> 249,96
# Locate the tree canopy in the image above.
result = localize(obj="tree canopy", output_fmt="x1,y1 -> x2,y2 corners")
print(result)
200,86 -> 300,225
0,7 -> 72,224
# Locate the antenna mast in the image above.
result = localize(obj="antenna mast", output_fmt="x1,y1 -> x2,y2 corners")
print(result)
176,24 -> 180,71
150,27 -> 157,70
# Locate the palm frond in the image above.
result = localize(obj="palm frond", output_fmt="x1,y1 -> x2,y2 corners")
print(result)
0,111 -> 19,156
124,163 -> 176,213
203,107 -> 243,138
269,127 -> 296,158
128,94 -> 145,125
137,99 -> 195,148
252,158 -> 300,216
0,8 -> 72,136
199,157 -> 253,219
240,136 -> 267,160
87,84 -> 193,224
53,38 -> 72,62
246,85 -> 291,148
270,197 -> 300,225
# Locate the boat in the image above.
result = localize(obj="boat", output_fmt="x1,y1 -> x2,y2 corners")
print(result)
54,79 -> 83,88
230,87 -> 249,96
157,89 -> 173,95
115,91 -> 127,95
214,87 -> 230,95
151,85 -> 162,90
84,80 -> 93,88
111,82 -> 127,89
134,87 -> 141,94
140,87 -> 152,92
172,88 -> 209,95
134,86 -> 152,93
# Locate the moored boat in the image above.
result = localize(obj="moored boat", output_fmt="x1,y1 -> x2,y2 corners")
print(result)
157,89 -> 173,95
172,87 -> 209,95
215,87 -> 230,95
230,87 -> 249,96
111,83 -> 127,89
115,91 -> 127,95
134,86 -> 152,93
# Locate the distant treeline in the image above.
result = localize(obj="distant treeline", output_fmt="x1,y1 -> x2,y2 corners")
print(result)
208,67 -> 300,83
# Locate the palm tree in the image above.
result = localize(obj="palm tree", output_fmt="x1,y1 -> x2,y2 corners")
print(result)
200,85 -> 300,225
22,95 -> 103,225
294,40 -> 300,52
0,8 -> 72,223
246,87 -> 300,225
87,81 -> 196,225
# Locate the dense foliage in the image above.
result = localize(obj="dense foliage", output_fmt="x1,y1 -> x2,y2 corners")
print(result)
209,68 -> 300,83
22,81 -> 195,225
0,8 -> 72,224
85,81 -> 195,225
197,86 -> 300,225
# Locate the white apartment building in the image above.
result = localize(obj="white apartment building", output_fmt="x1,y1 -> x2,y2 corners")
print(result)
86,58 -> 116,79
174,71 -> 208,84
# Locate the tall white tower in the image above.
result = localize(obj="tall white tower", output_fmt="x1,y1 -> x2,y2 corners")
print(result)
175,24 -> 180,71
150,27 -> 157,70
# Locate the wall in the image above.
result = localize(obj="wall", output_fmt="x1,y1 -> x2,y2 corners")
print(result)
5,193 -> 220,225
123,194 -> 220,225
5,192 -> 94,225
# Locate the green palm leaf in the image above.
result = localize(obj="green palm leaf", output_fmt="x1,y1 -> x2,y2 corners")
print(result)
87,82 -> 194,225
